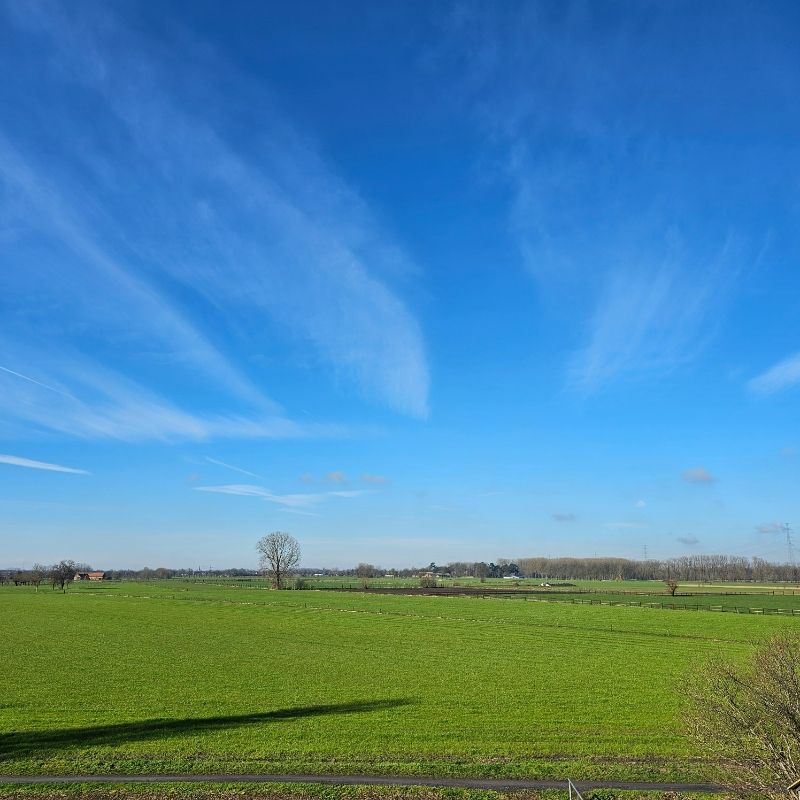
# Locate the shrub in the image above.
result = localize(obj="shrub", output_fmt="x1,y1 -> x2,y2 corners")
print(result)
685,632 -> 800,799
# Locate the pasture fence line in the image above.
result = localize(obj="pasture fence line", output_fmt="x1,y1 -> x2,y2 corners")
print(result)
177,577 -> 800,596
325,586 -> 800,616
79,578 -> 800,615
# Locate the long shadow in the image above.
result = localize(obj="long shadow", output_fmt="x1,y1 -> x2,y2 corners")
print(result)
0,699 -> 414,760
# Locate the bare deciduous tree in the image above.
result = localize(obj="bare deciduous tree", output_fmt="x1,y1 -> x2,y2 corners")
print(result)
30,564 -> 47,591
685,633 -> 800,799
49,560 -> 77,592
256,532 -> 300,589
356,563 -> 377,588
355,563 -> 377,579
665,579 -> 678,596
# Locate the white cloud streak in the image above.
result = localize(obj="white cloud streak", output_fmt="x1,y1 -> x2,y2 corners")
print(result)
0,453 -> 89,474
568,243 -> 739,391
205,457 -> 261,479
748,353 -> 800,396
0,136 -> 272,413
440,6 -> 749,393
193,483 -> 367,509
0,365 -> 76,399
0,2 -> 429,420
0,349 -> 346,442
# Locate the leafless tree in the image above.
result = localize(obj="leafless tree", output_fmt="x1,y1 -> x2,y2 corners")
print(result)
256,532 -> 300,589
512,553 -> 796,582
355,563 -> 378,588
685,633 -> 800,799
665,579 -> 678,596
356,563 -> 378,579
30,564 -> 47,591
49,560 -> 77,592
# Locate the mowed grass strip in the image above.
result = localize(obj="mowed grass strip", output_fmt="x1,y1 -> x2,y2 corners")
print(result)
1,583 -> 794,781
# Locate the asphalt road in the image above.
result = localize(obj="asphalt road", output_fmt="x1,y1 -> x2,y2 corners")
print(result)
0,773 -> 726,792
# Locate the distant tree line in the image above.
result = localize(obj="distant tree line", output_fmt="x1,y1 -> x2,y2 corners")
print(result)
331,561 -> 522,579
515,554 -> 800,583
0,564 -> 203,584
0,560 -> 90,591
309,555 -> 800,583
4,553 -> 798,585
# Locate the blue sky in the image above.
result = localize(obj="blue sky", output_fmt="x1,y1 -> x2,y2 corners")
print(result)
1,0 -> 799,569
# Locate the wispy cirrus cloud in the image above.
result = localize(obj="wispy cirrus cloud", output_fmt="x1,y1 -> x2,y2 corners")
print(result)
0,136 -> 272,413
194,483 -> 366,509
0,349 -> 346,442
748,353 -> 800,396
551,512 -> 576,523
205,457 -> 261,479
0,453 -> 89,474
676,534 -> 699,546
568,243 -> 740,391
0,0 -> 429,446
0,365 -> 76,399
438,4 -> 753,392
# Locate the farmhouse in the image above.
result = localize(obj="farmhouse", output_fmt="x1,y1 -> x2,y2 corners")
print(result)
74,571 -> 107,581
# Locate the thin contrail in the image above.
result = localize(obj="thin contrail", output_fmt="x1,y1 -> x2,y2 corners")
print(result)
205,457 -> 262,479
0,365 -> 76,399
0,454 -> 89,475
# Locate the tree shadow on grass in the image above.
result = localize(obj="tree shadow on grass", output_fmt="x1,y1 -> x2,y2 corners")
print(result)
0,699 -> 414,760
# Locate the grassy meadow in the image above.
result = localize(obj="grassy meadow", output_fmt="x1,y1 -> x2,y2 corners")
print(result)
1,579 -> 797,792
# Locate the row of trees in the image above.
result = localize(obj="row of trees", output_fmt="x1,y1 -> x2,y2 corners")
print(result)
339,555 -> 800,582
514,554 -> 800,582
339,561 -> 522,579
7,550 -> 798,589
1,560 -> 85,591
103,567 -> 180,580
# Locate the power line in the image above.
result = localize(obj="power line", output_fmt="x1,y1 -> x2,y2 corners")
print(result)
783,523 -> 795,565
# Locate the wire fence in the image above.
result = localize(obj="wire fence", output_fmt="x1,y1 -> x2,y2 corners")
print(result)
567,779 -> 585,800
325,586 -> 800,615
60,577 -> 800,615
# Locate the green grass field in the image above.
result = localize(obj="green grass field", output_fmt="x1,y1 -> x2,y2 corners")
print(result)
1,580 -> 796,794
192,575 -> 800,596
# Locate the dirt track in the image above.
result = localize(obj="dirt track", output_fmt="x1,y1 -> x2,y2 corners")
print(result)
0,773 -> 725,792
